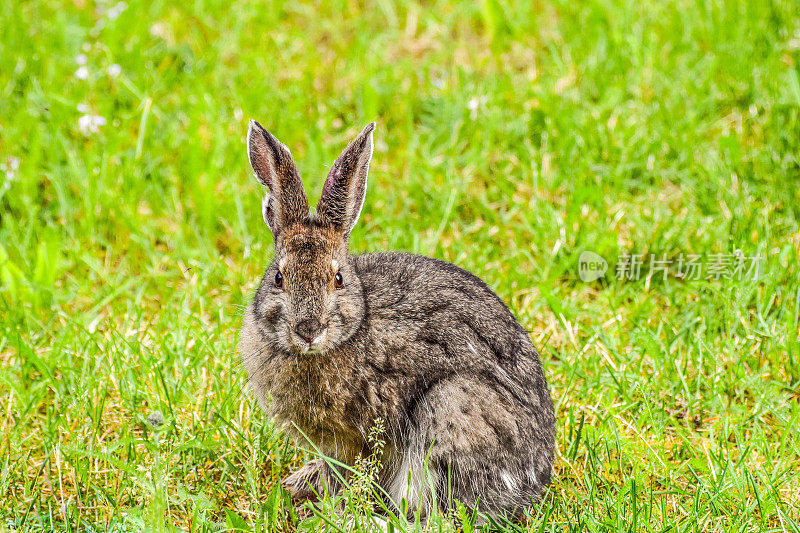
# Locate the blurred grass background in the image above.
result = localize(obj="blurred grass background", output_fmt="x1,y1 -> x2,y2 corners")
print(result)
1,0 -> 799,531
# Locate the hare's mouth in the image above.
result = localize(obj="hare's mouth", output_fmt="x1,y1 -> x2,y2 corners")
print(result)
291,329 -> 329,354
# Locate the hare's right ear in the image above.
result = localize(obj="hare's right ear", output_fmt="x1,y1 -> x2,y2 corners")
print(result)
247,120 -> 309,236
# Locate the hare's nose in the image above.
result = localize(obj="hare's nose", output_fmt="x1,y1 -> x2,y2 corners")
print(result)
295,319 -> 324,344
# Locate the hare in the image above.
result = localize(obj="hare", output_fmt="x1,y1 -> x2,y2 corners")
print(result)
240,120 -> 555,521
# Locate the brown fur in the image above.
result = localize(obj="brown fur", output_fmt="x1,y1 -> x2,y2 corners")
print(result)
240,121 -> 556,521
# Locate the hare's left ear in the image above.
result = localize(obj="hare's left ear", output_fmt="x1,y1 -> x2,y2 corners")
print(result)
316,123 -> 375,238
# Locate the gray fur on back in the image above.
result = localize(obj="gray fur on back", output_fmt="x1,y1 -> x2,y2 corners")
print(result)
240,121 -> 555,521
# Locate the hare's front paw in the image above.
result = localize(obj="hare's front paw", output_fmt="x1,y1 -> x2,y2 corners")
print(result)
282,458 -> 335,502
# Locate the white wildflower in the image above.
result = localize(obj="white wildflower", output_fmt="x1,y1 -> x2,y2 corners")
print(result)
1,156 -> 21,180
150,22 -> 169,40
467,95 -> 488,119
74,66 -> 89,80
78,114 -> 107,135
77,103 -> 89,113
108,63 -> 122,77
76,54 -> 88,65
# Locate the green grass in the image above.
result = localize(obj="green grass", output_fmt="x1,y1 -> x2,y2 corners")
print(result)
2,0 -> 800,530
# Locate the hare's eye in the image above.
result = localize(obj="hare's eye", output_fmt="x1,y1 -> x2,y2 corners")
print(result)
275,271 -> 283,288
334,271 -> 344,289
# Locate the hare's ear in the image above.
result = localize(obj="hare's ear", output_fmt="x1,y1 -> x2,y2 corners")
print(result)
316,122 -> 375,238
247,120 -> 309,235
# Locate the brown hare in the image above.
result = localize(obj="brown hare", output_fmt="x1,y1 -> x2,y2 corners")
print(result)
240,121 -> 555,522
